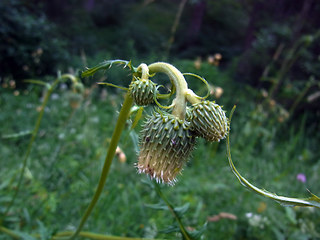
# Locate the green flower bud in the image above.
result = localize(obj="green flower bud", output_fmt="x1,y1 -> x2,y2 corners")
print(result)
137,110 -> 196,185
191,100 -> 229,142
129,78 -> 157,106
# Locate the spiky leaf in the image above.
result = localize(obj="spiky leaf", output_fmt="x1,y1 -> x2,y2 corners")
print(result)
81,59 -> 135,78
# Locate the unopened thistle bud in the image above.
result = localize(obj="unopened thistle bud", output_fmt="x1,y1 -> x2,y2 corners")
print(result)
137,110 -> 196,185
191,100 -> 229,142
129,78 -> 157,106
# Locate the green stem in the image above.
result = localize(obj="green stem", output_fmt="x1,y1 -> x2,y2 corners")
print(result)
0,225 -> 162,240
289,81 -> 314,116
54,231 -> 158,240
148,62 -> 200,120
165,0 -> 188,59
0,226 -> 21,239
69,93 -> 134,240
137,63 -> 149,80
2,79 -> 60,218
153,183 -> 191,240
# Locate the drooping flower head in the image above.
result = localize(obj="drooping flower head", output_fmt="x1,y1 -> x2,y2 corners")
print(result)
137,110 -> 196,185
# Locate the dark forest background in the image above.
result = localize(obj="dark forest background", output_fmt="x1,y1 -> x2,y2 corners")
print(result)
1,0 -> 320,123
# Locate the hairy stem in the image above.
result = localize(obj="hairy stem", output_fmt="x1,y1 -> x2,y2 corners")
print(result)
69,93 -> 133,240
137,63 -> 149,80
148,62 -> 199,120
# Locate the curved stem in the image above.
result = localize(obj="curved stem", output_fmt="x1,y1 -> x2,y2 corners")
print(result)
183,73 -> 210,100
137,63 -> 149,80
69,93 -> 134,240
227,106 -> 320,209
60,74 -> 78,84
148,62 -> 196,120
2,79 -> 60,218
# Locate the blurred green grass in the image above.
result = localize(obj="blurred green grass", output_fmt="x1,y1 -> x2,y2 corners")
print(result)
1,60 -> 319,239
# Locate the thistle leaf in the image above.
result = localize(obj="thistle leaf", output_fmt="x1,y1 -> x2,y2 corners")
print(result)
130,106 -> 144,129
158,225 -> 180,234
227,105 -> 320,209
144,202 -> 168,211
81,59 -> 135,78
187,222 -> 207,240
174,203 -> 190,217
129,130 -> 139,153
1,130 -> 32,139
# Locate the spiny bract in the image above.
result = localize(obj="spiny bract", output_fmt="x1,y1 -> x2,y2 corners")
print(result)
129,78 -> 157,106
191,100 -> 229,142
137,110 -> 196,185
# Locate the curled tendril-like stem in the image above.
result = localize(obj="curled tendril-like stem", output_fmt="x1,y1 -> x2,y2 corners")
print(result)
154,96 -> 175,110
156,84 -> 176,99
183,73 -> 210,100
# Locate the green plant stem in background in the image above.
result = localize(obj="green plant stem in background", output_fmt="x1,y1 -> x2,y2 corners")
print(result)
0,226 -> 21,239
0,225 -> 161,240
2,79 -> 60,218
165,0 -> 187,59
288,80 -> 315,116
68,93 -> 134,240
153,183 -> 191,240
269,29 -> 320,99
54,231 -> 159,240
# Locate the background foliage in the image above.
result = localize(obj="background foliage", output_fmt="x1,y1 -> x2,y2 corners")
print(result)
1,0 -> 320,239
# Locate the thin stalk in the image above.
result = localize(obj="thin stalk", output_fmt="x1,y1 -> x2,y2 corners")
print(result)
3,79 -> 60,218
153,183 -> 191,240
68,93 -> 134,240
289,81 -> 314,116
0,225 -> 162,240
54,231 -> 158,240
0,226 -> 21,239
165,0 -> 188,59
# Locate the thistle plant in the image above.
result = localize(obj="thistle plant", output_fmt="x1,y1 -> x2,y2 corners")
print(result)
79,59 -> 320,209
89,61 -> 226,185
65,59 -> 232,239
2,59 -> 319,240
